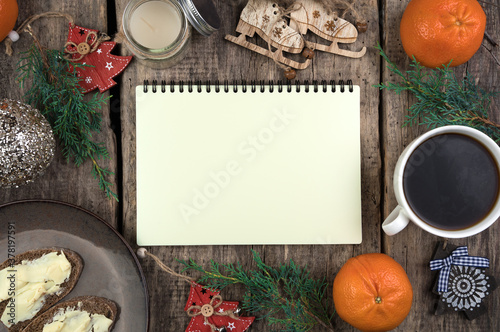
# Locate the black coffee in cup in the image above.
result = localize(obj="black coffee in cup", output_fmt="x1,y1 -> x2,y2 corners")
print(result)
403,133 -> 499,230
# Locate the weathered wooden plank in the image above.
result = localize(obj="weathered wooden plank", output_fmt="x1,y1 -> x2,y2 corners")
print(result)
117,0 -> 380,330
0,0 -> 118,226
382,0 -> 500,330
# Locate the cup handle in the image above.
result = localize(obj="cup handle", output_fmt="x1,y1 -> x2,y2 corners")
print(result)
382,206 -> 410,236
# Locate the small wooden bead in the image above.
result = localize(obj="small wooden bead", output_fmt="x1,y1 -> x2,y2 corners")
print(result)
302,47 -> 315,59
284,68 -> 296,80
137,248 -> 147,258
356,21 -> 368,33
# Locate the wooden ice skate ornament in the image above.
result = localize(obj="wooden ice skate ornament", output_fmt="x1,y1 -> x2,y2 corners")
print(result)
225,0 -> 311,70
289,0 -> 366,58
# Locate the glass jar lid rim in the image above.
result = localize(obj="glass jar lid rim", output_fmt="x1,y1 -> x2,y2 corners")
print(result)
177,0 -> 220,36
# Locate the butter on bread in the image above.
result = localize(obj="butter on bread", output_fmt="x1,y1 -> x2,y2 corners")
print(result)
0,248 -> 83,332
21,296 -> 117,332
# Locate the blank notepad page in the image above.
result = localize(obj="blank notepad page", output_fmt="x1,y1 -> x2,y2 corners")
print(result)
136,83 -> 361,245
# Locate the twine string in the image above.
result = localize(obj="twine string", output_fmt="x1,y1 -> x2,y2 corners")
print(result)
143,250 -> 195,284
140,249 -> 239,332
337,0 -> 359,20
317,0 -> 363,22
22,25 -> 58,84
187,295 -> 239,320
5,12 -> 75,56
63,30 -> 111,62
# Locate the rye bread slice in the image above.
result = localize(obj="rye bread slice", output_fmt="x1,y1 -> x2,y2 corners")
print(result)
21,296 -> 118,332
0,248 -> 83,332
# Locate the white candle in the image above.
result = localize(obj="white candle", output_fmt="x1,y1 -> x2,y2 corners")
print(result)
129,1 -> 182,50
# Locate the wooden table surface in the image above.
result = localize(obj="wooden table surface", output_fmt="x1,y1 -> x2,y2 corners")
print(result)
1,0 -> 499,331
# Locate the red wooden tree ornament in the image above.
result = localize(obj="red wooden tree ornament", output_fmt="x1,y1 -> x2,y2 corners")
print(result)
64,24 -> 132,93
184,283 -> 254,332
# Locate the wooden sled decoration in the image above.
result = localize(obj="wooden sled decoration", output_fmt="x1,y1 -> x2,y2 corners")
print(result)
289,1 -> 366,58
225,0 -> 311,70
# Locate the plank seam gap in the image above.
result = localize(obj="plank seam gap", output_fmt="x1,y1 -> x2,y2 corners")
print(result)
107,0 -> 124,233
378,0 -> 387,254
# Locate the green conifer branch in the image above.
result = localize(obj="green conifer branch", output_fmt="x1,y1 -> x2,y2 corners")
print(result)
178,250 -> 334,332
374,43 -> 500,142
17,43 -> 118,201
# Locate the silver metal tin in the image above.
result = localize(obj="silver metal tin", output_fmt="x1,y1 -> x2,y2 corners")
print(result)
177,0 -> 221,36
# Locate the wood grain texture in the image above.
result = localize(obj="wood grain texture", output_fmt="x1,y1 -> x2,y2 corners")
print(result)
0,0 -> 118,226
4,0 -> 498,330
381,0 -> 500,330
116,0 -> 380,330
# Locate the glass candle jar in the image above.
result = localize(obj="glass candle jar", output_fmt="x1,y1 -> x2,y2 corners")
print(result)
122,0 -> 191,68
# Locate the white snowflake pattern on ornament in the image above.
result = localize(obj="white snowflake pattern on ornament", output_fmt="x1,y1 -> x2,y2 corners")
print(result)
442,265 -> 491,311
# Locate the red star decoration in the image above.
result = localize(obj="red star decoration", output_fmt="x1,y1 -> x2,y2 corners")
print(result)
64,24 -> 132,94
184,283 -> 254,332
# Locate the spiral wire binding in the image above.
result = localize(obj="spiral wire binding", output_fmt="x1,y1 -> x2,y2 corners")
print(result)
143,79 -> 355,93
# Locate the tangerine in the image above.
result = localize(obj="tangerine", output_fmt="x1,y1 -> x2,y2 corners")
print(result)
0,0 -> 18,42
333,253 -> 413,332
399,0 -> 486,68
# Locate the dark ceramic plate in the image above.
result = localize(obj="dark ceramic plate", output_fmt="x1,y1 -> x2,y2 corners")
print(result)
0,200 -> 149,332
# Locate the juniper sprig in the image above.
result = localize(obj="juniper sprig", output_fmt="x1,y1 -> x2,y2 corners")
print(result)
178,250 -> 334,332
17,43 -> 118,200
375,43 -> 500,142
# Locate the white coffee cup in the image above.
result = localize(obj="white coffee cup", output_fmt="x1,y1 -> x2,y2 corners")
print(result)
383,125 -> 500,238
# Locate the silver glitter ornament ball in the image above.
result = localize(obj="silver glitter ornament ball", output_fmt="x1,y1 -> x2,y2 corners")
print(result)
0,98 -> 55,188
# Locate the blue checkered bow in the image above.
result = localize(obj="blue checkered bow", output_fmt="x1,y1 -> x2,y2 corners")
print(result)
429,246 -> 490,292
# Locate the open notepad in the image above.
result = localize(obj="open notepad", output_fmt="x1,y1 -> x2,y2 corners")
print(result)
136,81 -> 361,245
